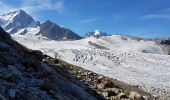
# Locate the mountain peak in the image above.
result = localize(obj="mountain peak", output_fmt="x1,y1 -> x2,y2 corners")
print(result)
94,30 -> 101,35
0,9 -> 40,34
11,9 -> 25,14
44,20 -> 55,25
1,9 -> 26,17
15,9 -> 27,15
17,9 -> 25,12
84,30 -> 108,38
38,20 -> 81,40
46,20 -> 53,23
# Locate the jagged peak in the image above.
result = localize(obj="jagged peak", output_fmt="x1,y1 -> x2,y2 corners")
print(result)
15,9 -> 28,15
85,29 -> 108,38
94,29 -> 101,35
0,9 -> 34,23
42,20 -> 60,28
17,9 -> 25,13
44,20 -> 54,24
1,9 -> 26,16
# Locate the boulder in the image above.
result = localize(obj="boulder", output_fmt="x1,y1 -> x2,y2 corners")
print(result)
0,94 -> 7,100
97,83 -> 105,89
130,91 -> 144,100
104,88 -> 119,96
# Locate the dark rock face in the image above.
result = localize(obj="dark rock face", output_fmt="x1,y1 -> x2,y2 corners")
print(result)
0,27 -> 97,100
0,27 -> 11,39
37,20 -> 82,40
1,10 -> 40,34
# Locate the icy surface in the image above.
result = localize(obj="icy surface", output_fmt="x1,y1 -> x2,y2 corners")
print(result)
13,35 -> 170,97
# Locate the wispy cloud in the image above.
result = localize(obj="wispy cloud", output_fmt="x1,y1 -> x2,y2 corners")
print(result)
142,14 -> 170,20
55,1 -> 64,14
21,0 -> 65,14
81,17 -> 101,24
0,0 -> 65,14
164,7 -> 170,11
142,7 -> 170,20
0,1 -> 18,14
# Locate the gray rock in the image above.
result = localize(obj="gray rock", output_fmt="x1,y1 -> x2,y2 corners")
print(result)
104,88 -> 120,95
118,93 -> 128,99
0,94 -> 7,100
16,87 -> 52,100
98,76 -> 104,80
0,42 -> 10,52
29,79 -> 44,87
110,96 -> 119,100
0,86 -> 5,96
7,65 -> 22,76
97,83 -> 105,89
9,89 -> 16,98
102,92 -> 108,98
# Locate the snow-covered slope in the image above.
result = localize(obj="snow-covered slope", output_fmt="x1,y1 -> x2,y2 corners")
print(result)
13,35 -> 170,98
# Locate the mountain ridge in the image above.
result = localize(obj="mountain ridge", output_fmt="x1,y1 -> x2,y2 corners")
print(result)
0,10 -> 81,40
37,20 -> 82,40
85,30 -> 109,38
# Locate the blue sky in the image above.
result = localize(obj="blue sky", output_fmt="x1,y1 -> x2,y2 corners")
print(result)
0,0 -> 170,38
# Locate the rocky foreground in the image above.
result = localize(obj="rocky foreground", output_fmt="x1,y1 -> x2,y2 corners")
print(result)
0,26 -> 159,100
53,60 -> 155,100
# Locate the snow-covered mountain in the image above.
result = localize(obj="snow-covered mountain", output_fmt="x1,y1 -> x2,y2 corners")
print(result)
0,10 -> 40,34
0,10 -> 81,40
84,30 -> 108,38
37,20 -> 82,40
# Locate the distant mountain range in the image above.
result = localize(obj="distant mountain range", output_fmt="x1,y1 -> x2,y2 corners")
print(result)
0,10 -> 81,40
84,30 -> 109,38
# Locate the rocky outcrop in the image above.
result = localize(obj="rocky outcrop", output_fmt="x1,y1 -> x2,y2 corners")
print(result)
154,38 -> 170,55
88,41 -> 109,50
